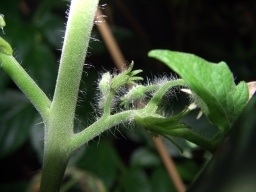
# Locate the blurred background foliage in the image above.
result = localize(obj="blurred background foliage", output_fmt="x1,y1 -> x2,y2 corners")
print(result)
0,0 -> 255,191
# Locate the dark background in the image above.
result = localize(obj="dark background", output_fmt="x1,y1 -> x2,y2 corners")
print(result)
0,0 -> 255,191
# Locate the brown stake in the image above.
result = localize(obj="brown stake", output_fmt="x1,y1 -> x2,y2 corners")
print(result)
96,9 -> 126,70
153,137 -> 186,192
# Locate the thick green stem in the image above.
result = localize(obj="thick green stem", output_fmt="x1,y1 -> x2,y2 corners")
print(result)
40,1 -> 99,191
50,0 -> 99,134
40,145 -> 69,192
0,53 -> 51,120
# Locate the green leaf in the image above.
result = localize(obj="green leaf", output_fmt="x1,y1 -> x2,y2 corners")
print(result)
35,12 -> 65,49
22,44 -> 57,94
176,159 -> 199,182
120,168 -> 152,192
149,50 -> 249,134
77,141 -> 120,188
0,90 -> 37,159
130,147 -> 161,168
151,167 -> 175,192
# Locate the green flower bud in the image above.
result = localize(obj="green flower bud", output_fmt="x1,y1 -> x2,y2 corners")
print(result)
0,14 -> 6,33
98,72 -> 111,94
111,62 -> 143,90
0,37 -> 13,55
111,73 -> 130,90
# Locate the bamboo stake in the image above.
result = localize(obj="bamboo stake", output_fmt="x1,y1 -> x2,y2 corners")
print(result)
153,137 -> 186,192
96,9 -> 125,70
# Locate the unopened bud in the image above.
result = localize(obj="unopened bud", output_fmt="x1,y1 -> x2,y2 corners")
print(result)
98,72 -> 111,94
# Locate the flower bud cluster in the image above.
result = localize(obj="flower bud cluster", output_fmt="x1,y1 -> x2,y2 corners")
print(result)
97,62 -> 143,110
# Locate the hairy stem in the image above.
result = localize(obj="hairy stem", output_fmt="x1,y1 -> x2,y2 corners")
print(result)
69,109 -> 140,151
40,0 -> 99,191
0,53 -> 51,120
50,0 -> 99,134
167,128 -> 218,152
145,79 -> 186,112
40,145 -> 69,192
102,90 -> 115,117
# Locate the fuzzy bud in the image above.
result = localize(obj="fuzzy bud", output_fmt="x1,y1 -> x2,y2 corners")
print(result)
98,72 -> 111,94
111,62 -> 143,90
